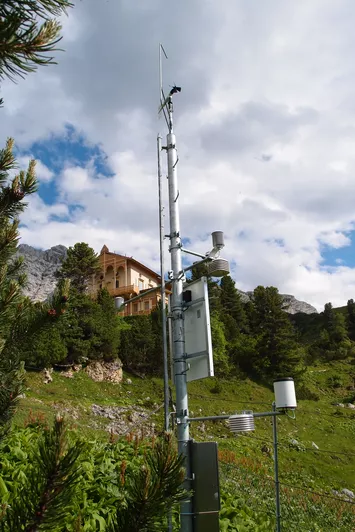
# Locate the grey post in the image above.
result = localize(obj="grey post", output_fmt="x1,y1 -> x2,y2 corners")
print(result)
157,134 -> 170,434
272,401 -> 281,532
166,95 -> 193,532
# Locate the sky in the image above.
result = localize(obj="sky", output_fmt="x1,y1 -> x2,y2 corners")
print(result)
2,0 -> 355,311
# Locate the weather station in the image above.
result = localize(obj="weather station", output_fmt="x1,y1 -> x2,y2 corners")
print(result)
157,44 -> 297,532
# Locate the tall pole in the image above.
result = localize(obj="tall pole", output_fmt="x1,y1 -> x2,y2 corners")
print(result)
272,402 -> 281,532
166,96 -> 193,532
157,134 -> 170,433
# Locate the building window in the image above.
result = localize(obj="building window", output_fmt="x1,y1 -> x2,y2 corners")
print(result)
133,303 -> 138,313
116,279 -> 119,288
139,279 -> 144,290
144,300 -> 149,311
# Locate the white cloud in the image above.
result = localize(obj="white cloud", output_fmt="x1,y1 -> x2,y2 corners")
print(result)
61,166 -> 93,194
20,194 -> 68,225
2,0 -> 355,310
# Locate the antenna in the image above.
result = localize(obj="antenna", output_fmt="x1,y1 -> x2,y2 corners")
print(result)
159,43 -> 169,128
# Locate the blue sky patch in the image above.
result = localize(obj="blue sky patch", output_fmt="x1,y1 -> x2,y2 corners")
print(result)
321,234 -> 355,268
20,125 -> 112,207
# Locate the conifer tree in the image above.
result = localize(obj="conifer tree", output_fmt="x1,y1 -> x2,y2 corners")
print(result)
56,242 -> 101,294
0,141 -> 69,438
219,275 -> 247,335
0,0 -> 72,438
247,286 -> 301,379
347,299 -> 355,341
322,302 -> 347,344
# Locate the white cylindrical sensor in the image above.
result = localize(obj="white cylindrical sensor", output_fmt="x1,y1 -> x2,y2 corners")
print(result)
273,378 -> 297,410
114,296 -> 125,310
211,231 -> 225,249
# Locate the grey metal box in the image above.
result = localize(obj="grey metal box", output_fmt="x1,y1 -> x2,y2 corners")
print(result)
190,441 -> 220,532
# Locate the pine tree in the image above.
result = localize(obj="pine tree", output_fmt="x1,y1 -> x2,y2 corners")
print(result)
248,286 -> 301,379
210,312 -> 230,374
219,275 -> 247,335
346,299 -> 355,340
58,288 -> 122,364
21,323 -> 68,369
119,316 -> 155,374
0,0 -> 72,85
56,242 -> 101,294
95,287 -> 122,360
0,0 -> 73,439
322,302 -> 347,344
313,302 -> 351,361
0,140 -> 69,438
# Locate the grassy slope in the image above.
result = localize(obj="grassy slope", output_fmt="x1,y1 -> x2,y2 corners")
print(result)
14,360 -> 355,494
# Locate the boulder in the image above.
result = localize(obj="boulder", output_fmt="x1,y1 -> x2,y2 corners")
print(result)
85,360 -> 123,384
342,488 -> 354,499
43,368 -> 53,384
62,369 -> 74,379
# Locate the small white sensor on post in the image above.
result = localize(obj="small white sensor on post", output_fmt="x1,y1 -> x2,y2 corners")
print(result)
273,378 -> 297,410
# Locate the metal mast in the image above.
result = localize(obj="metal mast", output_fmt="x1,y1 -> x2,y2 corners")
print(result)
166,94 -> 193,531
157,134 -> 169,433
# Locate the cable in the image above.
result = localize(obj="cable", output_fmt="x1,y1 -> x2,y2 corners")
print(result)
278,481 -> 355,504
220,432 -> 355,458
188,393 -> 270,406
296,407 -> 355,420
220,462 -> 355,505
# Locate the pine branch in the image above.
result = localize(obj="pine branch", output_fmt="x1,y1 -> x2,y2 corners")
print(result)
111,434 -> 186,532
0,0 -> 72,21
0,416 -> 84,531
5,278 -> 70,350
0,358 -> 25,440
0,1 -> 72,82
0,139 -> 16,186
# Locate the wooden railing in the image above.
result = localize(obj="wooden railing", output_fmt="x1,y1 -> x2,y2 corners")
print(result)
121,307 -> 154,317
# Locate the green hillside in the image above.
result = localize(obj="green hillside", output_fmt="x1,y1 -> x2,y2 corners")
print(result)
13,360 -> 355,530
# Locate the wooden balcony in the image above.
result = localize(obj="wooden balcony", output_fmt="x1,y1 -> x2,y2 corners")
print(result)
108,284 -> 140,297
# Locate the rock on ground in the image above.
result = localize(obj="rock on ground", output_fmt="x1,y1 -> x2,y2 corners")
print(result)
84,360 -> 123,384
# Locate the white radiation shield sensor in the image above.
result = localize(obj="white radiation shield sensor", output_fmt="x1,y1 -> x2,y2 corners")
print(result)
273,378 -> 297,410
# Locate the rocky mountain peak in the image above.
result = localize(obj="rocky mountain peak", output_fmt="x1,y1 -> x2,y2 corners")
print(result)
15,244 -> 68,301
238,290 -> 317,315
